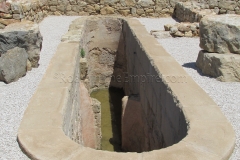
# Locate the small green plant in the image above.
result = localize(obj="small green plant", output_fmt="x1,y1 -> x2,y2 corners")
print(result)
80,48 -> 85,58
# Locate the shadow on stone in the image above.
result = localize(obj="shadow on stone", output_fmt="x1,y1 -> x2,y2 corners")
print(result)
182,62 -> 215,79
108,87 -> 125,152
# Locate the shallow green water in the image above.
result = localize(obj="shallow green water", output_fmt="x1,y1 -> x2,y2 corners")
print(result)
90,87 -> 124,152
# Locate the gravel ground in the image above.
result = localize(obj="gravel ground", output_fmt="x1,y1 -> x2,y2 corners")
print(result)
0,16 -> 239,160
0,16 -> 79,160
138,17 -> 240,160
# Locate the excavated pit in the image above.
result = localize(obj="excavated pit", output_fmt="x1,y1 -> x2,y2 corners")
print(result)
78,17 -> 188,153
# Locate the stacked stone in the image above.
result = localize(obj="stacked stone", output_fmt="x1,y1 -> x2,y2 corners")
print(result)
164,22 -> 199,37
34,0 -> 177,17
0,0 -> 194,24
175,1 -> 240,22
0,1 -> 19,29
196,14 -> 240,82
208,0 -> 240,15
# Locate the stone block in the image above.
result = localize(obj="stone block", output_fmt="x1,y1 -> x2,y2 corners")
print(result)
196,50 -> 240,82
200,14 -> 240,54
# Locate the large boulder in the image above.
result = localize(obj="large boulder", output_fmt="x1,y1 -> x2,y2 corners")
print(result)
0,21 -> 42,67
199,14 -> 240,54
0,47 -> 28,83
196,50 -> 240,82
174,2 -> 216,22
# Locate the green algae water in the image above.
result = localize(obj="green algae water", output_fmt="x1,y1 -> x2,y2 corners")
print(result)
90,87 -> 124,152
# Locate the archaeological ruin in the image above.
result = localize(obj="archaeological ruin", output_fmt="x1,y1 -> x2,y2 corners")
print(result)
0,0 -> 239,159
16,16 -> 235,159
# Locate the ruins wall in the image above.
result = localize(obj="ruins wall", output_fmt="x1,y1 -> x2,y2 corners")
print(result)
1,0 -> 189,24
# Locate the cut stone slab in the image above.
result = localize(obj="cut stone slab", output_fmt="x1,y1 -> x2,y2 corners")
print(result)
0,21 -> 42,67
199,14 -> 240,54
196,50 -> 240,82
0,47 -> 28,83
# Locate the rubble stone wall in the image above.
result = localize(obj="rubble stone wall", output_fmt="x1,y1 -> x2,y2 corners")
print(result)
174,1 -> 240,22
0,0 -> 190,25
207,0 -> 240,14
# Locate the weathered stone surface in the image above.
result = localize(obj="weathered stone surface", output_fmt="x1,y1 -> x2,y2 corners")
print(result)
13,13 -> 24,20
66,11 -> 78,16
209,0 -> 218,9
100,6 -> 115,15
174,2 -> 216,22
170,26 -> 178,34
123,0 -> 136,6
150,30 -> 171,39
165,22 -> 199,37
196,50 -> 240,82
0,13 -> 12,19
27,59 -> 32,71
178,23 -> 191,32
0,23 -> 5,29
85,0 -> 99,4
174,30 -> 184,37
80,58 -> 88,80
101,0 -> 119,6
0,2 -> 11,13
199,14 -> 240,54
48,0 -> 58,6
119,9 -> 130,16
137,0 -> 154,7
0,21 -> 42,67
21,3 -> 31,12
57,5 -> 65,12
136,8 -> 144,15
80,82 -> 99,149
184,31 -> 192,37
85,5 -> 95,13
11,3 -> 22,14
0,18 -> 20,26
219,0 -> 237,11
164,24 -> 172,31
0,47 -> 28,83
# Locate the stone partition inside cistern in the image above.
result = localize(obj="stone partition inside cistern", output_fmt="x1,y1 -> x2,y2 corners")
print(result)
17,16 -> 235,160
